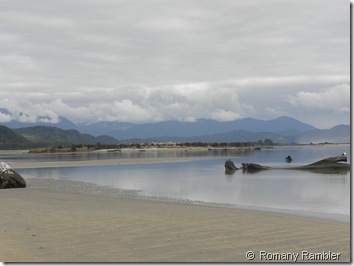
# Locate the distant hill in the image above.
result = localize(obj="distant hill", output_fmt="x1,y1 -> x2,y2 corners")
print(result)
13,126 -> 118,145
81,116 -> 318,139
0,125 -> 33,149
78,121 -> 135,136
1,114 -> 318,139
119,125 -> 349,145
138,130 -> 293,144
9,116 -> 77,130
296,125 -> 350,144
0,123 -> 349,148
0,114 -> 349,145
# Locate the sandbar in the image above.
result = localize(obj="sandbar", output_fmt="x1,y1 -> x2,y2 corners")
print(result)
0,178 -> 350,262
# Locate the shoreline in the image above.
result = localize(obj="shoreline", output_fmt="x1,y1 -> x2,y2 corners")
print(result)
10,156 -> 213,169
0,142 -> 349,155
1,143 -> 350,170
0,179 -> 350,262
8,155 -> 350,224
26,177 -> 350,224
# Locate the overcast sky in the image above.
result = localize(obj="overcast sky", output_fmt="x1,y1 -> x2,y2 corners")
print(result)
0,0 -> 350,128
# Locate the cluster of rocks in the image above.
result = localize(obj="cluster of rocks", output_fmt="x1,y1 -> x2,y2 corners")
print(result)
0,162 -> 26,189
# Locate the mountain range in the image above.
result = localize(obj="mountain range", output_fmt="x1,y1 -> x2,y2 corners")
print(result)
1,114 -> 318,137
141,124 -> 350,144
85,116 -> 318,140
0,113 -> 350,147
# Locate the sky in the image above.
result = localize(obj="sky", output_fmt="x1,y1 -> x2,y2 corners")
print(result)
0,0 -> 350,129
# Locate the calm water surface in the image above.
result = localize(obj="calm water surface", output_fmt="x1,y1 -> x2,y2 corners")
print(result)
6,144 -> 350,222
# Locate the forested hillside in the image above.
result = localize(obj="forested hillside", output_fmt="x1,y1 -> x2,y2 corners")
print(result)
0,125 -> 33,149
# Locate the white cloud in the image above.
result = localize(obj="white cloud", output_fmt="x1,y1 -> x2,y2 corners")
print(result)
210,109 -> 241,121
0,77 -> 349,128
288,84 -> 350,112
141,82 -> 257,122
0,113 -> 12,123
0,99 -> 60,123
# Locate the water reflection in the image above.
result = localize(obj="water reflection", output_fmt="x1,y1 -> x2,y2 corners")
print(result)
20,159 -> 350,222
14,144 -> 350,222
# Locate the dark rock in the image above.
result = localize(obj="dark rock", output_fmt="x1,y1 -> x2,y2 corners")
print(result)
0,162 -> 26,189
224,159 -> 238,174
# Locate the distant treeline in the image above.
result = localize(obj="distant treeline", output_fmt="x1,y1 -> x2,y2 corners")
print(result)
29,141 -> 262,153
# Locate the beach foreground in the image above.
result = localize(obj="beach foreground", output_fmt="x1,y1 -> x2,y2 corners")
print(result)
0,178 -> 350,263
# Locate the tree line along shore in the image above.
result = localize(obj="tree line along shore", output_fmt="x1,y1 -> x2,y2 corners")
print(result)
28,141 -> 260,153
26,140 -> 345,154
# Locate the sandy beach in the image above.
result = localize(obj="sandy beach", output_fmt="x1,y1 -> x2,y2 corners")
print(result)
0,158 -> 350,263
1,184 -> 350,262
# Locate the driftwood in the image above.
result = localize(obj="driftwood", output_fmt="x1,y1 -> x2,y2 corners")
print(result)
225,155 -> 350,174
0,162 -> 26,189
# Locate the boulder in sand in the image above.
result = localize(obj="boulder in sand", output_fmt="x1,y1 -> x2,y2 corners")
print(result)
0,162 -> 26,189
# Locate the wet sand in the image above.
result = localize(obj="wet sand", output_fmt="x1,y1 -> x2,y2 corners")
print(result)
0,157 -> 350,262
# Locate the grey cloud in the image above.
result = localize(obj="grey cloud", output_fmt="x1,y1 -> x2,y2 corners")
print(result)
0,0 -> 349,128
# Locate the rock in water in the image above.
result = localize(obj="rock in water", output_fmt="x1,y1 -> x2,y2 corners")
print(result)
285,155 -> 293,163
0,162 -> 26,189
225,159 -> 238,174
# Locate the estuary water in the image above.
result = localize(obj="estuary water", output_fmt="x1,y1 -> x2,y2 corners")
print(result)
3,144 -> 350,223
